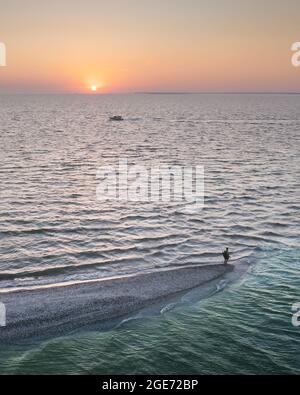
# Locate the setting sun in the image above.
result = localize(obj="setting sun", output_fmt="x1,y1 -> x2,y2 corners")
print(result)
91,85 -> 97,92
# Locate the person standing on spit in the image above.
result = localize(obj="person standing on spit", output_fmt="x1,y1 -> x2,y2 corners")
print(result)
223,247 -> 230,264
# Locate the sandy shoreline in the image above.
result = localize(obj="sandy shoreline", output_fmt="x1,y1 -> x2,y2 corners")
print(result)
0,264 -> 233,343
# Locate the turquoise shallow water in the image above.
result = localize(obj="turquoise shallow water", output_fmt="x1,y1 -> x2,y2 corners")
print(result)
0,248 -> 299,374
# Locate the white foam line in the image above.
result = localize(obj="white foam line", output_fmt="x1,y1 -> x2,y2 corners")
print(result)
0,263 -> 221,294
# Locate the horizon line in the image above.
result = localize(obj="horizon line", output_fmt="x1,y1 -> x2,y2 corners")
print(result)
1,91 -> 300,95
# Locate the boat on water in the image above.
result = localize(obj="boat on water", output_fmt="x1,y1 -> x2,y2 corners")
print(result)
109,115 -> 124,121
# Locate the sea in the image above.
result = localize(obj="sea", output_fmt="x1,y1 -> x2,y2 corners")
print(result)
0,93 -> 299,374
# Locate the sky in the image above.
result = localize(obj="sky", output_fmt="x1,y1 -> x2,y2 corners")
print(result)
0,0 -> 300,93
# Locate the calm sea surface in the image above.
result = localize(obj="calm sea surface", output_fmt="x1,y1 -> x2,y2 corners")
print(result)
0,94 -> 299,374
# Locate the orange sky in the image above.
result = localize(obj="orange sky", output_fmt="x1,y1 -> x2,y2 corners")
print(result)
0,0 -> 300,93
